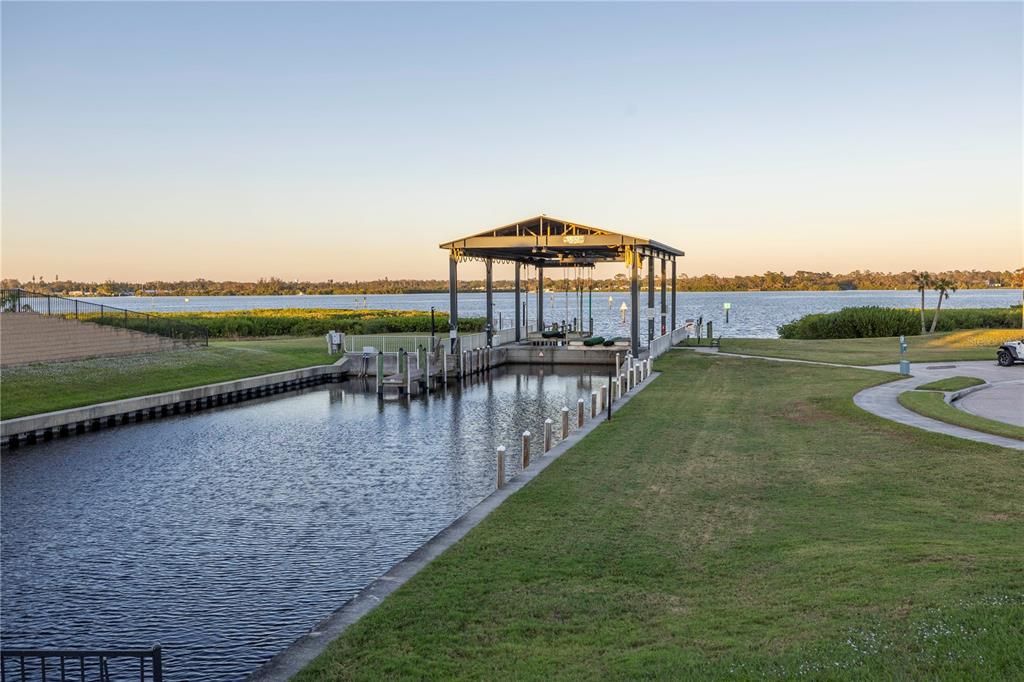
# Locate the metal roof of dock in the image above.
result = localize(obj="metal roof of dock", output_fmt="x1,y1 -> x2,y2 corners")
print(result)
439,215 -> 684,268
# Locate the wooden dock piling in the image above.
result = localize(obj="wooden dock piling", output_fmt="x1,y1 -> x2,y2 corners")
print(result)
522,430 -> 531,469
544,418 -> 553,452
577,398 -> 585,428
496,445 -> 506,489
561,406 -> 569,439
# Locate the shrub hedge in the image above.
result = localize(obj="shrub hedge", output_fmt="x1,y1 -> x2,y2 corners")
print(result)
85,308 -> 486,338
778,306 -> 1020,339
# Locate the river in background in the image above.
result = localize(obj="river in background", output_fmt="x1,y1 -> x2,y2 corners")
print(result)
1,366 -> 608,681
78,290 -> 1021,338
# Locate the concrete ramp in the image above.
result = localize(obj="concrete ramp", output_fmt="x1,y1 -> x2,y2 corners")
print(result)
1,313 -> 181,366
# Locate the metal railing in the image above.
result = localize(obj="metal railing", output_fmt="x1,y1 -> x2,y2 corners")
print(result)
0,645 -> 162,681
343,334 -> 438,354
343,321 -> 535,356
0,289 -> 208,346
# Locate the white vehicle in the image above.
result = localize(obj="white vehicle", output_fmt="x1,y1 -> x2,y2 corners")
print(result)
996,340 -> 1024,367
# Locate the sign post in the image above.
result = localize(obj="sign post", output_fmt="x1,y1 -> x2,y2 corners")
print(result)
724,301 -> 731,324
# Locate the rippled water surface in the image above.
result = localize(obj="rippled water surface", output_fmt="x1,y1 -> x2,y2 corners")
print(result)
1,367 -> 608,680
78,289 -> 1021,338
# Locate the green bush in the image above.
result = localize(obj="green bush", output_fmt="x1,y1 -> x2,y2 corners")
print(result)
928,307 -> 1020,331
778,306 -> 1019,339
778,307 -> 919,339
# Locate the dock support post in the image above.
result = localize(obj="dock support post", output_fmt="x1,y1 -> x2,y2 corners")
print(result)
591,391 -> 598,419
600,384 -> 608,412
544,418 -> 553,452
496,446 -> 506,489
660,257 -> 668,336
671,258 -> 677,332
578,398 -> 585,428
449,256 -> 459,353
561,406 -> 569,439
425,350 -> 432,391
376,352 -> 384,395
538,266 -> 545,332
522,430 -> 531,469
514,263 -> 522,342
630,251 -> 639,356
485,257 -> 494,347
648,254 -> 656,346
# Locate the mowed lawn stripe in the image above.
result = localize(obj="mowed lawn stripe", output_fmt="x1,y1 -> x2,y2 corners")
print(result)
296,352 -> 1024,680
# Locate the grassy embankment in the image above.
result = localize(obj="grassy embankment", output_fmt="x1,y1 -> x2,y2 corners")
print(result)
712,329 -> 1021,366
297,352 -> 1023,680
898,390 -> 1024,442
0,338 -> 333,420
1,309 -> 489,419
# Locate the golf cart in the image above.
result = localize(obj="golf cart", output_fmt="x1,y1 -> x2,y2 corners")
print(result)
996,340 -> 1024,367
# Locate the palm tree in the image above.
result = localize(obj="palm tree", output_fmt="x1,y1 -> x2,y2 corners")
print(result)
911,271 -> 932,333
929,278 -> 958,333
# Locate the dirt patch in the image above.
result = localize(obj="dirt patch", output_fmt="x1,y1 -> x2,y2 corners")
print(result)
776,400 -> 836,425
983,512 -> 1016,522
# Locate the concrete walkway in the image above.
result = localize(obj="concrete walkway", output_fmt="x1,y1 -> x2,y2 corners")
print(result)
676,347 -> 1024,450
851,363 -> 1024,451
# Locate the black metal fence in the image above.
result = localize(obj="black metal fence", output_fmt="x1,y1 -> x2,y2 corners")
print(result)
0,646 -> 162,681
1,289 -> 208,346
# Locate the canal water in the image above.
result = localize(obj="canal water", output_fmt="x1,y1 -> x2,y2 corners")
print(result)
76,289 -> 1021,339
0,366 -> 610,681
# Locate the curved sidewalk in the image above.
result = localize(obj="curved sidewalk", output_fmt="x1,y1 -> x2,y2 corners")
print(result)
677,348 -> 1024,451
852,375 -> 1024,451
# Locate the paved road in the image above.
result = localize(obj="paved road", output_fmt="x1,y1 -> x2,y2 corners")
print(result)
958,381 -> 1024,427
677,348 -> 1024,450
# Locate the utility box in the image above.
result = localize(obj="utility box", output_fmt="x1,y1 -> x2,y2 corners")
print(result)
899,360 -> 910,376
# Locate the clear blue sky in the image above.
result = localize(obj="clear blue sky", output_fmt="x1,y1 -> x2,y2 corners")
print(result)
2,1 -> 1021,282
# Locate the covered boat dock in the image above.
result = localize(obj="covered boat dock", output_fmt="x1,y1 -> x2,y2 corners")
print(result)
440,215 -> 684,357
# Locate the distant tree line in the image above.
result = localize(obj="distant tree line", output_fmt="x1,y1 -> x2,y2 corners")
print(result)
3,269 -> 1021,297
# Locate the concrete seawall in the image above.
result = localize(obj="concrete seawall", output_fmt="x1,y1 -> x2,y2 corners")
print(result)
1,364 -> 347,449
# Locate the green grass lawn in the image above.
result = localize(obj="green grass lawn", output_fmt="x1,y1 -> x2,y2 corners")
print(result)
0,337 -> 334,419
297,352 -> 1023,680
898,390 -> 1024,441
916,376 -> 986,392
716,329 -> 1022,366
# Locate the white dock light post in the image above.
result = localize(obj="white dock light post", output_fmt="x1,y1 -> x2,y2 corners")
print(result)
522,431 -> 531,468
496,446 -> 506,489
561,406 -> 569,439
724,301 -> 731,324
591,391 -> 598,419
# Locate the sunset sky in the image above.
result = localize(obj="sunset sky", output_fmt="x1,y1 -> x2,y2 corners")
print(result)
2,1 -> 1021,283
